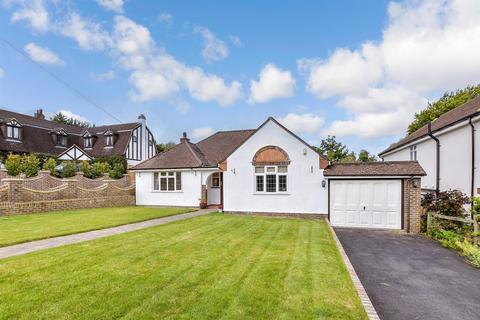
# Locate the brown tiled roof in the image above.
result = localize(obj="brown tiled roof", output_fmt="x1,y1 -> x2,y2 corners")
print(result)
323,161 -> 426,177
132,117 -> 330,170
133,130 -> 255,170
0,107 -> 141,158
379,96 -> 480,156
196,130 -> 256,164
132,140 -> 207,169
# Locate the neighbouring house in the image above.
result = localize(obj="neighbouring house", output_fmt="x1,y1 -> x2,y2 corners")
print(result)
133,117 -> 426,232
379,96 -> 480,199
0,108 -> 157,166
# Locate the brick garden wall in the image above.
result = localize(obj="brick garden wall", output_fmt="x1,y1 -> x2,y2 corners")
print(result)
0,170 -> 135,215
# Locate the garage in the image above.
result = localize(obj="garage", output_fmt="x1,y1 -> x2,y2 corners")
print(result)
324,161 -> 426,231
330,180 -> 402,229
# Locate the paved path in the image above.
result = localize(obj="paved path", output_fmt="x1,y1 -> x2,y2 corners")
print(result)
0,209 -> 212,259
335,228 -> 480,320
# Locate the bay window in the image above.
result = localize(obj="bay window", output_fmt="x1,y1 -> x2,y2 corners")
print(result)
255,165 -> 288,193
153,171 -> 182,191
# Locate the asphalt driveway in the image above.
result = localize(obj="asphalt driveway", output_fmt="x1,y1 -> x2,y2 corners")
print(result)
335,228 -> 480,320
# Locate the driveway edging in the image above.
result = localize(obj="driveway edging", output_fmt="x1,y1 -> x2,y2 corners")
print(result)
327,221 -> 380,320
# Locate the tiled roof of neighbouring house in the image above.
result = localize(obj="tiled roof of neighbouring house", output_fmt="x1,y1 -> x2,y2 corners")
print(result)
132,129 -> 256,170
323,161 -> 426,176
379,95 -> 480,156
0,107 -> 140,157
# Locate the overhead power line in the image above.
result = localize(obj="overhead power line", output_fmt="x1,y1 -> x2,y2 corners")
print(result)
0,37 -> 123,123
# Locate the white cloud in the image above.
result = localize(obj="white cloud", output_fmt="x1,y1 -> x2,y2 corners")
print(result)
0,67 -> 4,78
300,0 -> 480,138
249,64 -> 295,103
59,12 -> 111,51
96,0 -> 123,13
158,13 -> 173,25
192,127 -> 214,140
194,26 -> 229,62
92,70 -> 116,81
111,17 -> 242,106
278,113 -> 324,134
24,42 -> 64,65
229,35 -> 242,47
7,0 -> 49,32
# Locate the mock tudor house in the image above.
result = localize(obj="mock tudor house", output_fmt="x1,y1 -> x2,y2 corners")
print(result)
379,96 -> 480,200
0,108 -> 157,166
133,117 -> 426,232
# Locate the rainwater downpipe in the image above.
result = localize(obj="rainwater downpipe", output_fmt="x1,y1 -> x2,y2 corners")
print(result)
427,121 -> 440,195
469,117 -> 475,215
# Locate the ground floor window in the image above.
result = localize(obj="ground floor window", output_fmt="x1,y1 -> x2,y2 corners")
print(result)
255,166 -> 288,193
153,172 -> 182,191
211,172 -> 220,188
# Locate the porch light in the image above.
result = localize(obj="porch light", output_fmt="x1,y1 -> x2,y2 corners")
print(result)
322,180 -> 326,188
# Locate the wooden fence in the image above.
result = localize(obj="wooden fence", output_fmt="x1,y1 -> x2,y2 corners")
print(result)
427,212 -> 479,245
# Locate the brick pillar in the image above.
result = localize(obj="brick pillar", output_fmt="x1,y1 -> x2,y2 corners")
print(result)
403,178 -> 422,233
63,178 -> 78,199
5,178 -> 22,203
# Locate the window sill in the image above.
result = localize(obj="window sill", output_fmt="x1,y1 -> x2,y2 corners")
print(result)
5,139 -> 21,143
152,190 -> 183,193
253,192 -> 290,195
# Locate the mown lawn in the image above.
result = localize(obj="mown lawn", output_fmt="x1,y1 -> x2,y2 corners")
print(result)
0,206 -> 194,247
0,214 -> 366,319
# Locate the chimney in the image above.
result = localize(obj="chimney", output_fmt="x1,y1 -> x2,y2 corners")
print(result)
180,132 -> 189,143
138,114 -> 146,121
34,109 -> 45,120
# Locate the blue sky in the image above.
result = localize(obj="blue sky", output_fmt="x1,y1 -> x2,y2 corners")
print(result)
1,0 -> 480,154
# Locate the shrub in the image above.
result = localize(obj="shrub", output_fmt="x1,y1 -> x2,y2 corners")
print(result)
43,157 -> 57,175
431,229 -> 480,268
422,190 -> 470,230
109,163 -> 124,179
20,154 -> 40,177
91,162 -> 111,178
80,161 -> 93,178
4,154 -> 22,176
61,161 -> 76,178
93,156 -> 126,173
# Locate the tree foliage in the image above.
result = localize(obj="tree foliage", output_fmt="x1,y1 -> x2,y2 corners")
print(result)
156,142 -> 176,154
51,112 -> 91,128
408,84 -> 480,134
316,136 -> 377,163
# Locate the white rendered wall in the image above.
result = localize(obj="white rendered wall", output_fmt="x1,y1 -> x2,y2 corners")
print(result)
223,120 -> 327,214
135,169 -> 217,207
383,119 -> 479,196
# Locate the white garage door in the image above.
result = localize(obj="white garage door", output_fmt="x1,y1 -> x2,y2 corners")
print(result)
330,180 -> 402,229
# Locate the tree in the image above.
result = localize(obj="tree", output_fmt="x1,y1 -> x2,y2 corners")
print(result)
408,84 -> 480,134
51,112 -> 91,128
316,135 -> 351,162
358,149 -> 377,162
156,142 -> 176,153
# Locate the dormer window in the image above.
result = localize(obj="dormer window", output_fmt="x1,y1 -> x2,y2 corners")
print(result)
6,119 -> 22,141
104,130 -> 114,147
82,131 -> 93,149
84,136 -> 93,148
54,128 -> 68,147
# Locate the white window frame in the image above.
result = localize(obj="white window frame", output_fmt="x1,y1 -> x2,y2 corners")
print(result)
410,145 -> 417,161
105,134 -> 113,147
84,136 -> 92,148
6,125 -> 20,140
153,171 -> 182,192
254,165 -> 288,194
57,134 -> 68,147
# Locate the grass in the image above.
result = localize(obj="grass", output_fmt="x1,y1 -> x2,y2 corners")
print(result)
0,214 -> 366,319
0,206 -> 195,247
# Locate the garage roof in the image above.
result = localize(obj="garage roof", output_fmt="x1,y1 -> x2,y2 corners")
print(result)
323,161 -> 426,177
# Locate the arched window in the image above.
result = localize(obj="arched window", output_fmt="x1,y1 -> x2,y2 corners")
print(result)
252,146 -> 290,193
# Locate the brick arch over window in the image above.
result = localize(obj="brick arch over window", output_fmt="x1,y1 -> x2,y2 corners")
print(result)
252,146 -> 291,166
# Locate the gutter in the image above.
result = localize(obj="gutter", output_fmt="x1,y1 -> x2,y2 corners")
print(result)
427,121 -> 440,194
469,117 -> 475,214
